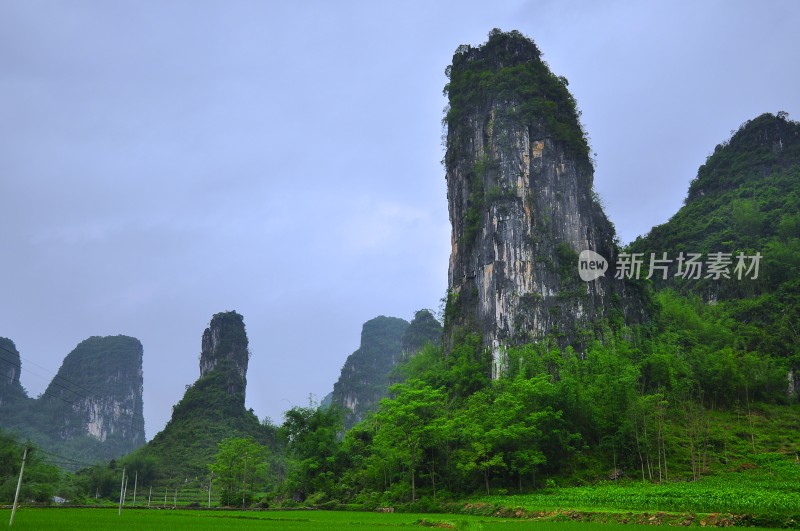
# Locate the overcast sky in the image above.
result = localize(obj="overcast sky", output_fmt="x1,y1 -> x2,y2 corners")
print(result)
2,1 -> 799,439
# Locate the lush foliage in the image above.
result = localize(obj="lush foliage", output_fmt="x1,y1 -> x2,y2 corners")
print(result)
125,366 -> 275,480
629,113 -> 800,362
444,29 -> 591,168
245,287 -> 797,509
209,437 -> 268,507
277,405 -> 343,502
0,430 -> 66,504
0,508 -> 666,531
482,452 -> 800,517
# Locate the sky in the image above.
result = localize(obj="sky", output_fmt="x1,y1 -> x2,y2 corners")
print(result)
2,1 -> 799,440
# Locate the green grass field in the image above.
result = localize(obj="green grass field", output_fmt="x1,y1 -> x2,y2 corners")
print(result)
0,508 -> 652,530
478,479 -> 798,516
3,450 -> 797,529
0,508 -> 788,531
470,453 -> 800,527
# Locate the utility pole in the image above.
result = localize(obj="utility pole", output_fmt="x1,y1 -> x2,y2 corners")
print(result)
148,486 -> 152,508
118,467 -> 126,516
132,471 -> 138,506
208,472 -> 213,509
242,452 -> 248,510
9,447 -> 28,527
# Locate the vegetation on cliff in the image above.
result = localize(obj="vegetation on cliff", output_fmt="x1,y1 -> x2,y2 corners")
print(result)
123,311 -> 274,480
630,112 -> 800,365
0,335 -> 145,467
444,28 -> 590,165
442,29 -> 643,360
330,316 -> 409,430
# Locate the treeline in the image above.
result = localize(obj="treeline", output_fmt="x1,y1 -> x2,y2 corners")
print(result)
0,431 -> 66,503
140,288 -> 795,508
4,288 -> 795,508
323,290 -> 794,504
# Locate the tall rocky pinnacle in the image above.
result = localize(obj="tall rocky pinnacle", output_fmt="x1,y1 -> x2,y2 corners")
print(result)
331,316 -> 409,430
328,312 -> 442,430
443,29 -> 640,376
199,310 -> 250,399
0,337 -> 24,407
133,310 -> 270,477
41,335 -> 145,449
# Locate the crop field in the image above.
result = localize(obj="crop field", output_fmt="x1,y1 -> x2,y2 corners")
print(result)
1,507 -> 793,530
0,508 -> 690,531
475,455 -> 800,524
478,478 -> 799,516
3,454 -> 798,529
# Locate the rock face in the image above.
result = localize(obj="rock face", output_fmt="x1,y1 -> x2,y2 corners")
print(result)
401,309 -> 443,359
443,30 -> 639,376
0,334 -> 146,465
199,311 -> 250,399
0,337 -> 23,407
331,316 -> 409,429
0,338 -> 21,388
132,310 -> 271,477
42,336 -> 145,447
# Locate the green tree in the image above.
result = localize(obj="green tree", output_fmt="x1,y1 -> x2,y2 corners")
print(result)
279,405 -> 343,501
373,380 -> 445,502
208,437 -> 267,507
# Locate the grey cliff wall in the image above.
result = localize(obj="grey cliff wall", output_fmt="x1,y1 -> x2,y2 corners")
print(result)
443,30 -> 643,376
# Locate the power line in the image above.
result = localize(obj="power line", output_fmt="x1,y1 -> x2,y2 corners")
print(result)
0,342 -> 155,475
35,447 -> 102,468
1,344 -> 141,413
0,345 -> 147,433
0,363 -> 146,437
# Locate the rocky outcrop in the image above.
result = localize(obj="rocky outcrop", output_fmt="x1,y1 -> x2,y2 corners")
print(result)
132,310 -> 271,477
41,335 -> 145,448
0,337 -> 23,407
330,316 -> 409,429
0,334 -> 146,465
400,309 -> 443,359
443,30 -> 641,376
199,311 -> 250,399
0,338 -> 21,388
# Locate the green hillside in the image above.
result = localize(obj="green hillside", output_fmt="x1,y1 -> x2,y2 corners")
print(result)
122,312 -> 275,481
0,335 -> 145,467
630,112 -> 800,364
